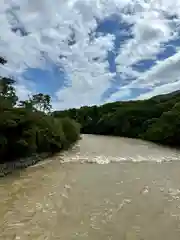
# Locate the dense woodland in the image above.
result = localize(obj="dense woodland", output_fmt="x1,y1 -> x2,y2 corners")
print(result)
0,57 -> 80,164
53,90 -> 180,147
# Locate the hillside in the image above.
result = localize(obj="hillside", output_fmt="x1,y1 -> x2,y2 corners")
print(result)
53,90 -> 180,147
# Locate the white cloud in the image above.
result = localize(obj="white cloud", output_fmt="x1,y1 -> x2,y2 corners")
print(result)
14,76 -> 36,101
112,46 -> 180,101
1,0 -> 180,109
108,0 -> 180,103
0,0 -> 117,109
135,51 -> 180,87
14,84 -> 32,101
116,5 -> 177,75
136,80 -> 180,100
105,87 -> 132,103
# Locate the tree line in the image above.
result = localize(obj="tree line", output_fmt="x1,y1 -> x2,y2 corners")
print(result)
0,58 -> 80,163
53,90 -> 180,147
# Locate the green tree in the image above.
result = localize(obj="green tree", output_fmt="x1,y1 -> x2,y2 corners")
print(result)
0,57 -> 80,164
54,88 -> 180,147
0,77 -> 18,106
18,93 -> 52,113
18,99 -> 34,110
0,57 -> 7,65
32,93 -> 52,113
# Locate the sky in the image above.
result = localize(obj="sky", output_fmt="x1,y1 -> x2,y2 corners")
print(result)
1,0 -> 180,109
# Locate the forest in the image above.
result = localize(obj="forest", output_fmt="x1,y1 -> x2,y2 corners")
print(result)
53,90 -> 180,147
0,57 -> 80,164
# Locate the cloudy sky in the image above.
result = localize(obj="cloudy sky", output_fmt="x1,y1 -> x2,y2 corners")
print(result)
1,0 -> 180,109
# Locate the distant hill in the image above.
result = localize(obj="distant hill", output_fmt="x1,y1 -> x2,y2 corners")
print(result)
53,89 -> 180,147
151,90 -> 180,101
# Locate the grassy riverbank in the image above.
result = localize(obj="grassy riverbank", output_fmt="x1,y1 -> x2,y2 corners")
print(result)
53,90 -> 180,147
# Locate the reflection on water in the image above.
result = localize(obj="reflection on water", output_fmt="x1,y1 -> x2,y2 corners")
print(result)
1,134 -> 180,239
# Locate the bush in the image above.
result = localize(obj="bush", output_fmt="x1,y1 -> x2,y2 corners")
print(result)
61,117 -> 80,145
0,107 -> 80,163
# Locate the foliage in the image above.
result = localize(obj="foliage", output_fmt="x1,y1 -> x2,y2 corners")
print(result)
0,77 -> 18,106
0,57 -> 7,65
18,93 -> 52,113
0,62 -> 80,163
53,90 -> 180,147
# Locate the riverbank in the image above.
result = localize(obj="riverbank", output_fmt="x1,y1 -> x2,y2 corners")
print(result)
0,153 -> 51,177
0,139 -> 81,177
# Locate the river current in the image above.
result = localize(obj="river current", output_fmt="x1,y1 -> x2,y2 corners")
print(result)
1,134 -> 180,239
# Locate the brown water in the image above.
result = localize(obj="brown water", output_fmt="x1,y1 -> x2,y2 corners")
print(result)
1,134 -> 180,239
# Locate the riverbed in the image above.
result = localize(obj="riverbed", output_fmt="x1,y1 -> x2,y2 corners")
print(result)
1,134 -> 180,239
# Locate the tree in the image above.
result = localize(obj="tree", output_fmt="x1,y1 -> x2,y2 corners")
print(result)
0,77 -> 18,107
0,57 -> 80,164
0,57 -> 7,65
18,93 -> 52,113
32,93 -> 52,113
18,99 -> 34,110
54,88 -> 180,147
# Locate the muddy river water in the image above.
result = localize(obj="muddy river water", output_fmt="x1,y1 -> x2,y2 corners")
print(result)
1,134 -> 180,239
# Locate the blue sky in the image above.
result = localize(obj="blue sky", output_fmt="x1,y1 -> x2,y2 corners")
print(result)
1,0 -> 180,109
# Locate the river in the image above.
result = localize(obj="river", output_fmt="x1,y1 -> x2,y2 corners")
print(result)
1,134 -> 180,239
